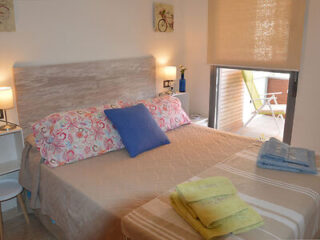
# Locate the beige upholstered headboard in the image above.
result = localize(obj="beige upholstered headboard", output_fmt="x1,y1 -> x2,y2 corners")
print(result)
14,56 -> 156,136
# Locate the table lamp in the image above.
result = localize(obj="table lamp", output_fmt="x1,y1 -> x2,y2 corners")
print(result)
0,87 -> 16,131
164,66 -> 176,95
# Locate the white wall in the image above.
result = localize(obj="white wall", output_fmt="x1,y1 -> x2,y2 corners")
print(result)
0,0 -> 187,124
0,0 -> 188,211
292,0 -> 320,152
183,0 -> 210,117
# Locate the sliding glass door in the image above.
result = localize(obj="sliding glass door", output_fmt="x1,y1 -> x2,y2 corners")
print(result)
209,65 -> 298,144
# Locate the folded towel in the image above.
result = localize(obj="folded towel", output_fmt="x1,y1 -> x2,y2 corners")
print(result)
258,138 -> 317,174
262,138 -> 314,166
257,155 -> 317,174
170,191 -> 264,240
190,194 -> 249,228
171,177 -> 263,239
179,194 -> 198,219
176,177 -> 237,203
176,176 -> 237,220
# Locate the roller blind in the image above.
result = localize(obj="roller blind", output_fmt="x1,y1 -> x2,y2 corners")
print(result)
207,0 -> 306,71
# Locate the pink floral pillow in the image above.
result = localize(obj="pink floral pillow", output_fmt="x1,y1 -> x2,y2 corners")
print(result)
32,103 -> 126,168
137,95 -> 191,132
33,95 -> 190,168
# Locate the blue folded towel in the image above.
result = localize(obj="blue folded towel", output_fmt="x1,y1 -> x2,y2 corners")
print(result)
257,138 -> 317,174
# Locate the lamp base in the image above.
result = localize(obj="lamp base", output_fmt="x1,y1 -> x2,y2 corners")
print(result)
0,123 -> 17,131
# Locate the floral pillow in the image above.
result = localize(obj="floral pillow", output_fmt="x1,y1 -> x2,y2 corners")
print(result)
33,95 -> 190,168
32,103 -> 126,168
137,95 -> 191,132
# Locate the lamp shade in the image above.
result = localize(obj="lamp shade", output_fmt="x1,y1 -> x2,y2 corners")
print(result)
164,66 -> 177,80
0,87 -> 14,109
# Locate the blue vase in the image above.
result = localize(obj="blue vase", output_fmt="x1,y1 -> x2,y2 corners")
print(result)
179,73 -> 186,92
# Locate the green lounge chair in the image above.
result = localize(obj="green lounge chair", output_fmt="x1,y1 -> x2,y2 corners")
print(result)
241,70 -> 286,132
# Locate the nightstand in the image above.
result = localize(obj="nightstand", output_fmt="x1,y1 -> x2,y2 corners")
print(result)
0,127 -> 24,176
190,115 -> 208,127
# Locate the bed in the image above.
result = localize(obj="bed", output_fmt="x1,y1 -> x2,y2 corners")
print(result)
15,56 -> 257,240
15,56 -> 320,240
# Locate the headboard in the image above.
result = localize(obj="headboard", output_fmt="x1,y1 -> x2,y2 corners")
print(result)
14,55 -> 156,136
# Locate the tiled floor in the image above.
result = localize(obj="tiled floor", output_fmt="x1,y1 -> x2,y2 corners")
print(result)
231,115 -> 284,141
3,213 -> 55,240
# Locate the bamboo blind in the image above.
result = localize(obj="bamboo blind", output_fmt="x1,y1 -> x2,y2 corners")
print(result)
217,69 -> 244,131
208,0 -> 306,71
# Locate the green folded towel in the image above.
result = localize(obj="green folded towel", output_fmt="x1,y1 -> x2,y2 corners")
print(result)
190,194 -> 249,228
179,195 -> 198,219
176,177 -> 237,203
170,191 -> 264,240
177,176 -> 242,224
171,177 -> 264,239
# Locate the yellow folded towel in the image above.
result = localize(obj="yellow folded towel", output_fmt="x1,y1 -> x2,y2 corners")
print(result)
179,195 -> 198,219
190,194 -> 249,228
170,191 -> 264,240
176,176 -> 241,223
176,177 -> 237,203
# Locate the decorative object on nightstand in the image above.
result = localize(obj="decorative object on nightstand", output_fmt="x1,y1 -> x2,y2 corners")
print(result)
0,179 -> 30,240
178,65 -> 187,92
163,66 -> 177,95
0,87 -> 16,131
190,114 -> 208,127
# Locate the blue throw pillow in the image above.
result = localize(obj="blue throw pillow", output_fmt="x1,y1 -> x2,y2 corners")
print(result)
104,104 -> 170,157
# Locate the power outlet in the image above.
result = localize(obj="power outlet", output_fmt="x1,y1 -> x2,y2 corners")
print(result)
163,80 -> 173,88
0,110 -> 3,120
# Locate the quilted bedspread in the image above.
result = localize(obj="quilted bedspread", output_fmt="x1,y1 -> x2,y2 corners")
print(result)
20,124 -> 257,240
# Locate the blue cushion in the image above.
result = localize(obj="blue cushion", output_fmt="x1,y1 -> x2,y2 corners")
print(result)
104,104 -> 170,157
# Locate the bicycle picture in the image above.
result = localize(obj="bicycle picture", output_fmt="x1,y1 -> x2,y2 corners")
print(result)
154,3 -> 174,32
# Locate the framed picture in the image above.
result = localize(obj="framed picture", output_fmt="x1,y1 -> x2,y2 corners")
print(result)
0,0 -> 16,32
153,2 -> 174,32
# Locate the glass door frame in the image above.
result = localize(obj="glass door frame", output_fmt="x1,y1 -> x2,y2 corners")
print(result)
208,65 -> 299,144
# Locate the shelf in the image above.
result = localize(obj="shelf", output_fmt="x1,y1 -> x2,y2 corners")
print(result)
0,127 -> 24,176
0,126 -> 22,136
172,92 -> 188,96
0,160 -> 20,176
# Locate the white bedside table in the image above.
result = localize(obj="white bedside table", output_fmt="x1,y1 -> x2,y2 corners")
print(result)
0,127 -> 24,176
190,115 -> 208,127
0,127 -> 25,213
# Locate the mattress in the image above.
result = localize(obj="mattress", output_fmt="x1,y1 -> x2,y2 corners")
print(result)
19,124 -> 257,240
122,145 -> 320,240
